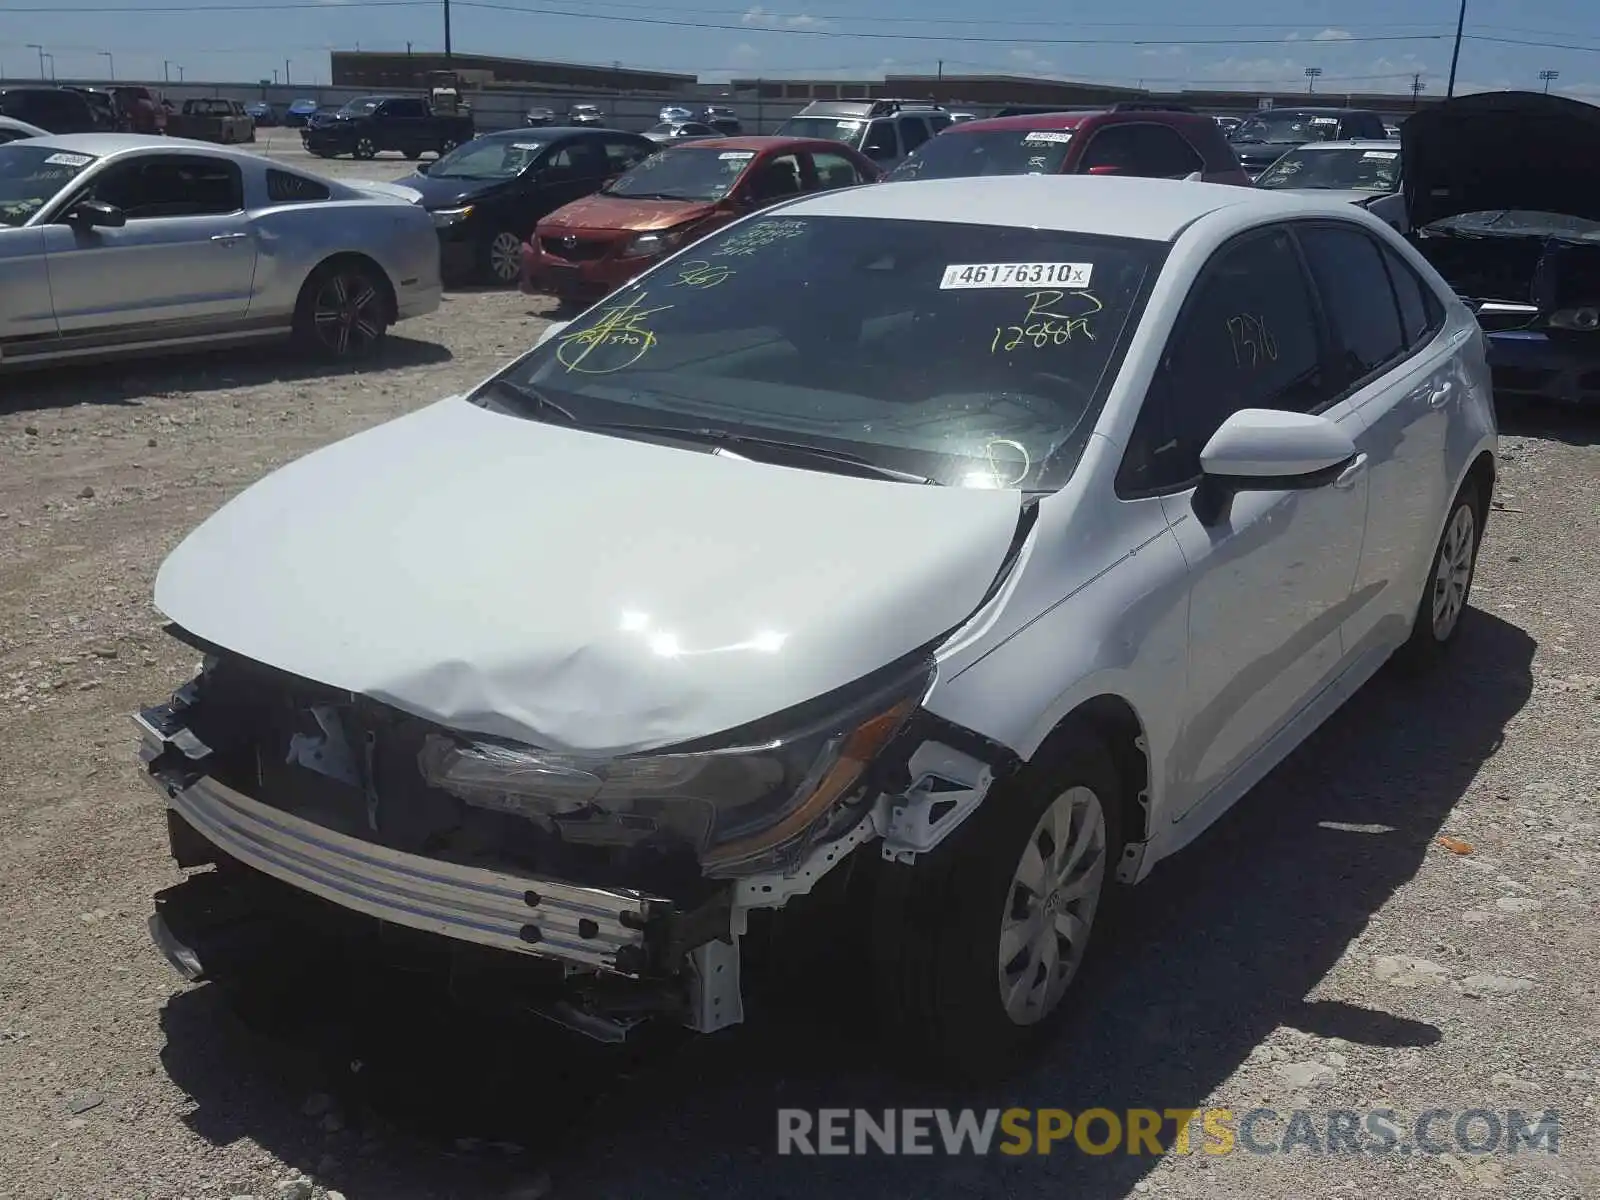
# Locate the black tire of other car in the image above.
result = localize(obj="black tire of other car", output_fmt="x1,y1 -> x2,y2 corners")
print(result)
869,726 -> 1124,1081
481,230 -> 524,286
1396,476 -> 1486,669
353,135 -> 377,160
403,148 -> 422,160
292,259 -> 391,360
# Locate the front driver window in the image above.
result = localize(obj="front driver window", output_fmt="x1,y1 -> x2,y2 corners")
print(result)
89,155 -> 244,219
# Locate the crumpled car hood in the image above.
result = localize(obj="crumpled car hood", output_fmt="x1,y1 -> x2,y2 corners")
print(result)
539,193 -> 718,234
154,397 -> 1020,754
1402,90 -> 1600,229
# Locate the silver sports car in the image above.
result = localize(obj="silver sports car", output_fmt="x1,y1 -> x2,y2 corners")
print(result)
0,133 -> 442,368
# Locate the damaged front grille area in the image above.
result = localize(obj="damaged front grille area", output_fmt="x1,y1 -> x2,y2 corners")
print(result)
133,658 -> 722,978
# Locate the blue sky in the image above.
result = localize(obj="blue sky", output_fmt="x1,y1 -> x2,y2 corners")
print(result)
2,0 -> 1599,96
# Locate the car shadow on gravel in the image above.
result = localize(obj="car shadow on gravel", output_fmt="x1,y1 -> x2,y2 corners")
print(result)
155,611 -> 1534,1200
1496,396 -> 1600,447
0,337 -> 453,416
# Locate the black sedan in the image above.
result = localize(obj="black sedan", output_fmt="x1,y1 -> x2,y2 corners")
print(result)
396,126 -> 657,285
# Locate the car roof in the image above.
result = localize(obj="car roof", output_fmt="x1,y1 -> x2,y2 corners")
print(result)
12,132 -> 262,159
659,134 -> 848,153
780,174 -> 1331,241
480,125 -> 641,140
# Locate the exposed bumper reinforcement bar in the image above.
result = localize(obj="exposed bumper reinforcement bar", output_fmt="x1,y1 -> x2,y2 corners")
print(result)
137,705 -> 667,975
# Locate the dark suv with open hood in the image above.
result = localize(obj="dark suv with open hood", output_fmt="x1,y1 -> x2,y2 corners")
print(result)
1404,91 -> 1600,406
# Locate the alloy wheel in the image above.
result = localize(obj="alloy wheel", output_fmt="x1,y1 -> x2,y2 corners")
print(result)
487,232 -> 523,284
996,785 -> 1107,1026
439,138 -> 458,155
1431,502 -> 1476,640
354,137 -> 376,159
311,271 -> 384,357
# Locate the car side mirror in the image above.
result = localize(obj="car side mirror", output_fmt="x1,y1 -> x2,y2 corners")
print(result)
65,199 -> 126,229
1193,408 -> 1358,524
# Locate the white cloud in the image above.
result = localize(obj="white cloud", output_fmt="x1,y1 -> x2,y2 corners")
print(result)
1140,45 -> 1186,58
1197,56 -> 1303,85
726,42 -> 761,68
741,5 -> 833,30
1314,28 -> 1354,41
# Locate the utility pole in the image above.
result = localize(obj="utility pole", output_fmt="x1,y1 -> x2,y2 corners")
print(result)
1304,66 -> 1322,94
100,50 -> 113,80
443,0 -> 453,64
26,43 -> 44,79
1539,69 -> 1559,93
1410,71 -> 1424,108
285,59 -> 291,85
176,64 -> 184,82
272,68 -> 278,84
1446,0 -> 1466,97
163,59 -> 171,82
935,59 -> 942,105
43,53 -> 54,81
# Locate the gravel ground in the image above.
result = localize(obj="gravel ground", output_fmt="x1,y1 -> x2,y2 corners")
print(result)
1,142 -> 1597,1199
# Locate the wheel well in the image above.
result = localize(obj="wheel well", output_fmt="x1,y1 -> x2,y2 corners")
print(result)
1056,695 -> 1150,846
1463,450 -> 1496,516
303,252 -> 398,323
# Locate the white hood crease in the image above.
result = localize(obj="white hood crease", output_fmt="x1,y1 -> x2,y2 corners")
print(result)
155,398 -> 1021,754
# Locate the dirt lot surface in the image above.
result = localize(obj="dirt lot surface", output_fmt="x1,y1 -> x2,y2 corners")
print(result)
1,140 -> 1598,1200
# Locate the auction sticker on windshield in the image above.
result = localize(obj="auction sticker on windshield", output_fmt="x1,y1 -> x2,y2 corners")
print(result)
719,151 -> 755,160
1022,132 -> 1073,145
1362,150 -> 1398,159
941,262 -> 1093,289
44,153 -> 93,167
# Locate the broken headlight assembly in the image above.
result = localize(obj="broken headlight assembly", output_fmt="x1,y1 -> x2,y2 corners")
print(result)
418,656 -> 933,877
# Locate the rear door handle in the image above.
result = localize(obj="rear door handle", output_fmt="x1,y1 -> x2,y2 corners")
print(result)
210,232 -> 249,244
1334,452 -> 1368,489
1427,381 -> 1455,408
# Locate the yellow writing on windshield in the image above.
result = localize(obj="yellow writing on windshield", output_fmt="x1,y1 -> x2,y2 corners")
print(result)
990,290 -> 1104,353
713,219 -> 808,258
555,292 -> 673,374
670,260 -> 734,289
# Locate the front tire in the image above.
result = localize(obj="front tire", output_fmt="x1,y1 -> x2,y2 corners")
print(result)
292,261 -> 390,360
437,137 -> 459,157
481,230 -> 524,286
1396,480 -> 1485,669
871,728 -> 1123,1080
352,135 -> 377,160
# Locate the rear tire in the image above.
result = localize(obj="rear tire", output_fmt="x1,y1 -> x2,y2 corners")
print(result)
292,260 -> 391,361
404,148 -> 422,161
1395,478 -> 1486,670
437,137 -> 459,157
870,728 -> 1124,1081
353,136 -> 377,160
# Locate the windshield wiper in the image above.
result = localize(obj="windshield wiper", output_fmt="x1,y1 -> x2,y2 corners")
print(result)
477,377 -> 580,423
580,422 -> 936,484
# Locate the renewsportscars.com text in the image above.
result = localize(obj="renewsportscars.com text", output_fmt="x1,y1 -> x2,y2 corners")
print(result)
776,1107 -> 1560,1157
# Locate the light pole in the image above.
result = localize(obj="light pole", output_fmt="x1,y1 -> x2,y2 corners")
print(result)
1539,69 -> 1559,94
163,60 -> 171,82
42,53 -> 55,81
285,59 -> 291,85
100,50 -> 114,80
444,0 -> 453,64
1446,0 -> 1466,98
175,64 -> 184,82
1304,66 -> 1322,94
26,43 -> 45,79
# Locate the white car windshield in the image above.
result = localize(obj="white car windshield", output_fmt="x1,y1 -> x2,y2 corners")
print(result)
605,146 -> 754,201
477,215 -> 1164,490
1255,146 -> 1400,193
1233,113 -> 1340,143
0,143 -> 97,227
430,138 -> 544,179
775,117 -> 864,147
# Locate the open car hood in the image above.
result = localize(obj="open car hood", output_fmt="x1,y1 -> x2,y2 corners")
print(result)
1403,91 -> 1600,229
153,398 -> 1021,755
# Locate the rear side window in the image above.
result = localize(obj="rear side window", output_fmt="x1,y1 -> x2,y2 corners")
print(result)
601,137 -> 651,172
898,116 -> 932,152
1296,223 -> 1406,386
382,99 -> 428,119
1381,244 -> 1445,349
1079,123 -> 1203,179
266,168 -> 330,203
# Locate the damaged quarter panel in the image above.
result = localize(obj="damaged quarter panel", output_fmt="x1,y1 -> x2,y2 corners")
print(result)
153,396 -> 1021,754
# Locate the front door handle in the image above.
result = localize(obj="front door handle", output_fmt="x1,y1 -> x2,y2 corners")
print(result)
1427,381 -> 1455,408
210,232 -> 248,244
1333,452 -> 1368,489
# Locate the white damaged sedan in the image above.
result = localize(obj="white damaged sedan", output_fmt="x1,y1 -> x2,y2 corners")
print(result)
138,174 -> 1496,1077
